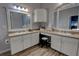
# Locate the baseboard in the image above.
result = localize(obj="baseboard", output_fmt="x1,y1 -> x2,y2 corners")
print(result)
0,48 -> 10,54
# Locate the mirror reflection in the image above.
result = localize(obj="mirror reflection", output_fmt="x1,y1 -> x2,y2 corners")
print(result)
10,12 -> 30,29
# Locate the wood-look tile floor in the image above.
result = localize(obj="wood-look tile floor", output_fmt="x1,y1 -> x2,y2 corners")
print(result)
0,45 -> 65,56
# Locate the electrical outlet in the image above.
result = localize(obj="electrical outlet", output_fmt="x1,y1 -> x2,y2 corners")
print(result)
5,39 -> 9,44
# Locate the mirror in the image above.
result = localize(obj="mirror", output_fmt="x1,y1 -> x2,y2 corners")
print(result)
7,9 -> 31,31
10,12 -> 30,29
56,6 -> 79,30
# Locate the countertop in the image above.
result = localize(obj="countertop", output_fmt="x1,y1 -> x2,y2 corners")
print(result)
8,29 -> 79,39
9,30 -> 39,37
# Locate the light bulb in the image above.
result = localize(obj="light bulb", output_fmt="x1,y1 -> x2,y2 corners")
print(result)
13,6 -> 17,9
25,8 -> 28,12
21,7 -> 24,10
17,6 -> 21,10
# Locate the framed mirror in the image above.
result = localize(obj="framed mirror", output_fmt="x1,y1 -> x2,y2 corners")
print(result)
55,5 -> 79,31
7,9 -> 31,31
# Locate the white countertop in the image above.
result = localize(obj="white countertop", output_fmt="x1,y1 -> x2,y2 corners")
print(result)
8,29 -> 79,39
9,30 -> 39,37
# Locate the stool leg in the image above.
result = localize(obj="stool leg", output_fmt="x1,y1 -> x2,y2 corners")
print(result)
40,40 -> 43,48
46,42 -> 48,48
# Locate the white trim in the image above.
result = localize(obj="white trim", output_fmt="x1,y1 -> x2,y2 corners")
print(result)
56,10 -> 59,28
0,48 -> 10,54
7,8 -> 29,15
57,4 -> 79,11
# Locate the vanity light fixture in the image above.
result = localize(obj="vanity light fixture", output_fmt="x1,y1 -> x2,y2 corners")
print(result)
13,6 -> 29,12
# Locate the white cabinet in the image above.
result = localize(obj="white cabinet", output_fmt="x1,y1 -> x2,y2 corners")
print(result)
23,34 -> 32,49
77,41 -> 79,56
34,9 -> 47,22
10,32 -> 39,55
31,33 -> 39,46
51,34 -> 78,56
61,37 -> 78,56
10,36 -> 24,55
23,33 -> 39,50
51,35 -> 62,51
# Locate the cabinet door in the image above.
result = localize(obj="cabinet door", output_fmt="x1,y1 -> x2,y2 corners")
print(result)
51,35 -> 62,51
10,36 -> 23,55
77,41 -> 79,56
23,34 -> 32,49
61,37 -> 78,56
23,33 -> 39,49
34,9 -> 47,22
31,33 -> 39,46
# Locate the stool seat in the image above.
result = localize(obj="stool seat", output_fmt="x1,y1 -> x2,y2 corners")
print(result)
42,37 -> 48,40
40,37 -> 49,48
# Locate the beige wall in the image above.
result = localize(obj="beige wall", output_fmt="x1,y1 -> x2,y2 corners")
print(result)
0,7 -> 10,53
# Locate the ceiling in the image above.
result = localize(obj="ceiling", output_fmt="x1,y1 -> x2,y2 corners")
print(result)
0,3 -> 64,10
